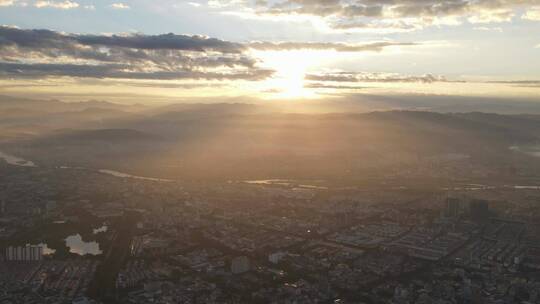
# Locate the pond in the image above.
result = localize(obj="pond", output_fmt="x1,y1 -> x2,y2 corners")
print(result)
93,225 -> 108,234
65,234 -> 102,255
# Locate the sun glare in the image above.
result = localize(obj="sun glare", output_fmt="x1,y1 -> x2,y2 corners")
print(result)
253,50 -> 330,98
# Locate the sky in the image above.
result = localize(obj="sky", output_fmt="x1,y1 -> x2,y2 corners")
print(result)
0,0 -> 539,103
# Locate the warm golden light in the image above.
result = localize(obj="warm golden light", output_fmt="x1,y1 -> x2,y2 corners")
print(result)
252,50 -> 333,99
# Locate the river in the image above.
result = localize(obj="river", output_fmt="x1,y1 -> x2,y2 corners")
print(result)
98,169 -> 174,182
0,151 -> 36,167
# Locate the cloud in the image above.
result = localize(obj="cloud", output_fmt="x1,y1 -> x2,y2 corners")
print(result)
0,26 -> 425,84
0,26 -> 245,54
78,79 -> 228,89
34,0 -> 79,9
473,26 -> 503,32
0,26 -> 271,81
0,62 -> 273,80
304,83 -> 367,90
305,74 -> 540,90
522,7 -> 540,21
216,0 -> 540,32
75,33 -> 245,53
0,0 -> 15,6
305,72 -> 448,83
486,80 -> 540,88
468,9 -> 515,23
109,2 -> 129,9
248,41 -> 418,52
330,20 -> 421,32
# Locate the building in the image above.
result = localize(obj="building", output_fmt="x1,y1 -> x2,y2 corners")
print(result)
45,200 -> 57,215
469,199 -> 489,222
4,245 -> 43,261
269,251 -> 287,264
231,256 -> 250,274
446,198 -> 461,218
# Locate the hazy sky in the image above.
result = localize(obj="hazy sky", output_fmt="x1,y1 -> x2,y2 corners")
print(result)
0,0 -> 539,102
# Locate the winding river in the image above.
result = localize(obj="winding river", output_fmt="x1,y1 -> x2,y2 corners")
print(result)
0,151 -> 36,167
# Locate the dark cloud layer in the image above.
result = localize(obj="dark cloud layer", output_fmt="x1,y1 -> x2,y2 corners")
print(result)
0,26 -> 419,82
0,62 -> 273,80
0,26 -> 266,81
305,72 -> 447,83
248,41 -> 417,52
75,33 -> 245,53
0,26 -> 245,53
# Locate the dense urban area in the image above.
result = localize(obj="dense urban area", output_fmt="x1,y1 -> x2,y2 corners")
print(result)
3,0 -> 540,302
2,152 -> 540,304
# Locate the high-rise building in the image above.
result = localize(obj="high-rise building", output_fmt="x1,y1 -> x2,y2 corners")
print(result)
231,256 -> 250,274
470,199 -> 489,221
4,245 -> 43,261
446,198 -> 461,218
45,201 -> 57,215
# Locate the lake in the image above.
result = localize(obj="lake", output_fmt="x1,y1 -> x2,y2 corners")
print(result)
65,234 -> 102,255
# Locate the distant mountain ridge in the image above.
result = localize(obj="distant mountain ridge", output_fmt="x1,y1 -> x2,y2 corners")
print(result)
38,128 -> 161,143
0,95 -> 145,113
3,95 -> 540,180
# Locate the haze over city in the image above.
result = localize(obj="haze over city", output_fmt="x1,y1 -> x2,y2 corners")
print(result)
1,1 -> 540,304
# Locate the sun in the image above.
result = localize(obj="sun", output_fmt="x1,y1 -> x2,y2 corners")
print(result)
268,65 -> 310,98
252,49 -> 326,98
